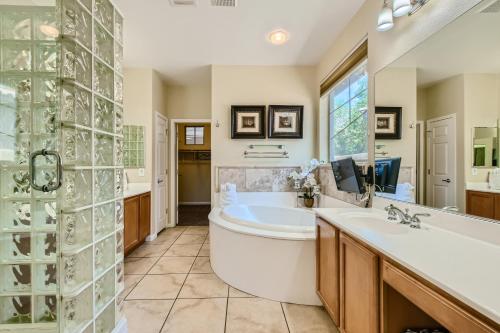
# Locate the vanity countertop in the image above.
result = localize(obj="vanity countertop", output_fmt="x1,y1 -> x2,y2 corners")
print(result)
314,207 -> 500,325
466,182 -> 500,194
124,183 -> 151,198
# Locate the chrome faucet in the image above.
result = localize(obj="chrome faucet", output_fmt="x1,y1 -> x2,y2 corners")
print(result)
385,204 -> 430,229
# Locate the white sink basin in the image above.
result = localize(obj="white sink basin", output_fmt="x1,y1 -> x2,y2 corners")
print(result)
336,211 -> 409,235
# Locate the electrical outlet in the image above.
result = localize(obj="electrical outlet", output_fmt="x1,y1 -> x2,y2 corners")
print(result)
472,168 -> 478,176
138,168 -> 145,177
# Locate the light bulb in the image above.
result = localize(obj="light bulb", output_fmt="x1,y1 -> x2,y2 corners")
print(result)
377,4 -> 394,32
393,0 -> 413,17
267,29 -> 290,45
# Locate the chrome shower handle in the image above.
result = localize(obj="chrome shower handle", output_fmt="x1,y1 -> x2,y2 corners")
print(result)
29,149 -> 62,192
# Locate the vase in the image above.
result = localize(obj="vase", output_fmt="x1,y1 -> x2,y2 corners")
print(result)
304,198 -> 315,208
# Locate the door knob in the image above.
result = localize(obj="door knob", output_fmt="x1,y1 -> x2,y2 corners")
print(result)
442,179 -> 451,183
157,179 -> 164,184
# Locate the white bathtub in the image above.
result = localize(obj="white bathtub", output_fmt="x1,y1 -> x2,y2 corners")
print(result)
209,204 -> 321,305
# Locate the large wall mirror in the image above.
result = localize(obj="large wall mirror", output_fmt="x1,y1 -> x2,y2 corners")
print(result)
374,0 -> 500,220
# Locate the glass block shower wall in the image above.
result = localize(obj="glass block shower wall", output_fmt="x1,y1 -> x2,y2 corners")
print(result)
58,0 -> 125,333
0,0 -> 125,332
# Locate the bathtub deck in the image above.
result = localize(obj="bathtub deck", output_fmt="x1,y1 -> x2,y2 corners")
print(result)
123,226 -> 338,333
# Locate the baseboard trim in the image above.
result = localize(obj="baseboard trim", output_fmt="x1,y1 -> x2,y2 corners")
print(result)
179,202 -> 211,205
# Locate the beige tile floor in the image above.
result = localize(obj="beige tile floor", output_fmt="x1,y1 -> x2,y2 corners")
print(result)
124,226 -> 339,333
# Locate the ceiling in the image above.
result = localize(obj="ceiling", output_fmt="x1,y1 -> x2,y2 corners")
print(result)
386,1 -> 500,87
113,0 -> 365,85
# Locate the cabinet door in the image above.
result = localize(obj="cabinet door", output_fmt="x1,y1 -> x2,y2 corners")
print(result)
340,233 -> 379,333
466,191 -> 494,219
316,218 -> 340,326
124,196 -> 140,254
139,193 -> 151,241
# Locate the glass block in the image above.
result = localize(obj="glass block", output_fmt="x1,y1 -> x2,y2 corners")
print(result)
95,302 -> 115,333
33,75 -> 58,104
115,171 -> 123,200
95,21 -> 114,67
115,105 -> 123,135
61,170 -> 92,209
1,41 -> 32,71
94,96 -> 114,132
0,264 -> 31,293
33,232 -> 57,261
115,10 -> 124,45
80,0 -> 92,11
61,286 -> 93,333
61,247 -> 92,294
95,134 -> 114,166
61,41 -> 92,88
95,235 -> 114,276
1,169 -> 31,199
62,127 -> 92,166
62,0 -> 92,49
61,209 -> 92,252
115,138 -> 123,167
94,0 -> 114,34
115,294 -> 124,325
94,60 -> 113,99
34,42 -> 57,72
33,167 -> 58,198
1,10 -> 31,40
114,74 -> 123,105
34,105 -> 57,135
0,296 -> 32,324
61,83 -> 91,127
115,200 -> 124,229
13,135 -> 30,166
1,201 -> 31,230
1,232 -> 31,262
0,76 -> 31,107
31,135 -> 57,155
115,229 -> 123,262
116,261 -> 124,293
95,169 -> 114,203
95,202 -> 115,240
35,295 -> 57,323
95,268 -> 114,312
34,9 -> 58,41
33,200 -> 57,229
114,43 -> 123,74
34,263 -> 57,293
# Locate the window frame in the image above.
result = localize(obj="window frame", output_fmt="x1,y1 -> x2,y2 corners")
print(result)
184,126 -> 205,145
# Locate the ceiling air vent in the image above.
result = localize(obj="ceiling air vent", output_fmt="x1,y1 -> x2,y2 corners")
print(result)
211,0 -> 237,7
169,0 -> 198,7
479,0 -> 500,13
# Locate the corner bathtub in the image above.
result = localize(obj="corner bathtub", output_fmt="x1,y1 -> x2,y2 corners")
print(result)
208,205 -> 321,305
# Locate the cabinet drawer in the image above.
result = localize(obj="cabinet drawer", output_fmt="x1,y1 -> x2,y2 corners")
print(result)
382,261 -> 497,333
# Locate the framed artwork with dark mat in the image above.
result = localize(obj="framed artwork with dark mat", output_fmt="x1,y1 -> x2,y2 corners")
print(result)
231,105 -> 266,139
375,106 -> 402,140
268,105 -> 304,139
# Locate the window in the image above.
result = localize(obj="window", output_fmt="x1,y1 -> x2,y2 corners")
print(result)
185,126 -> 204,145
327,60 -> 368,161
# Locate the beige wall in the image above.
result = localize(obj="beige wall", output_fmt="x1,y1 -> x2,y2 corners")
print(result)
165,82 -> 211,119
375,67 -> 417,173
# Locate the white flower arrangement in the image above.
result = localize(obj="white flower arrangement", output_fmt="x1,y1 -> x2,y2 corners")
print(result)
289,159 -> 322,199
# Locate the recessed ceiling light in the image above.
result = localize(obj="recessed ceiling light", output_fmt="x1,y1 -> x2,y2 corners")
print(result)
267,29 -> 290,45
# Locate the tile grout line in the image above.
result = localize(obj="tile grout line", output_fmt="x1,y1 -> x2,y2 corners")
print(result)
280,302 -> 291,333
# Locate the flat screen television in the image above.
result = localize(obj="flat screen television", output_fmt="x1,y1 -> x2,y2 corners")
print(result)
375,157 -> 401,194
331,158 -> 366,194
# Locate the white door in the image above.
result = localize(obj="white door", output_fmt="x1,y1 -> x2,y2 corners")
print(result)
155,114 -> 168,234
426,115 -> 456,209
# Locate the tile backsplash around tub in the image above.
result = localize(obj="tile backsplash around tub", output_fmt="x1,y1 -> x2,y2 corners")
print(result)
216,166 -> 300,192
318,165 -> 366,207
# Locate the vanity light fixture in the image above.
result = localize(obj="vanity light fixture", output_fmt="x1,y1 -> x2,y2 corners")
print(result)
377,0 -> 432,32
377,1 -> 395,32
267,29 -> 290,45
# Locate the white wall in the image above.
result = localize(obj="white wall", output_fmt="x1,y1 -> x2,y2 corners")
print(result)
211,65 -> 318,199
375,67 -> 417,172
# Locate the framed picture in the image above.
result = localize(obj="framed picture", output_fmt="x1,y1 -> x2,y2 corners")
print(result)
375,107 -> 402,140
231,105 -> 266,139
268,105 -> 304,139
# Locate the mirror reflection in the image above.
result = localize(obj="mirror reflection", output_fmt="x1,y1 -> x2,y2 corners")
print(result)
374,0 -> 500,220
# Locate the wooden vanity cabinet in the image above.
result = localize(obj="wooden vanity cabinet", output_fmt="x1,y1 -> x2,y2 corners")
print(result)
340,233 -> 379,333
466,190 -> 496,219
124,192 -> 151,255
316,218 -> 340,326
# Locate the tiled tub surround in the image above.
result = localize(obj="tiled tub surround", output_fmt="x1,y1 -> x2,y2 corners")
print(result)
216,166 -> 300,192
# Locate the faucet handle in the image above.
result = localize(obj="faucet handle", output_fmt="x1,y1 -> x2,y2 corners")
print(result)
411,213 -> 430,220
409,213 -> 430,229
384,204 -> 395,212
